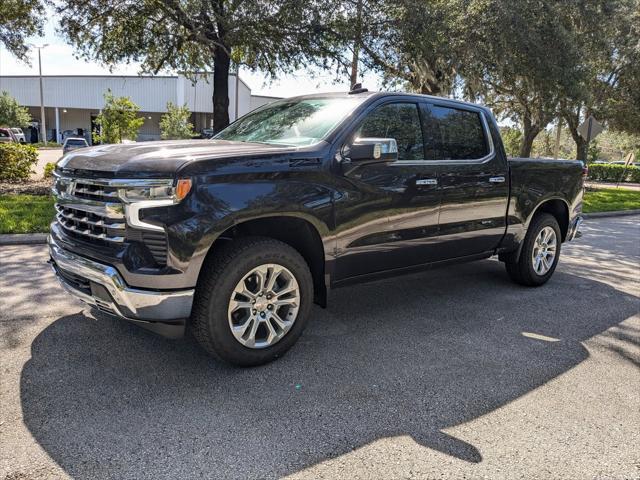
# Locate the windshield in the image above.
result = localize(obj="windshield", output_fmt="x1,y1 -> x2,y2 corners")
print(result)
66,139 -> 86,146
214,97 -> 365,147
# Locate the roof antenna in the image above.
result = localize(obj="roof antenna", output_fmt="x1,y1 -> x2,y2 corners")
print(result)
349,83 -> 368,94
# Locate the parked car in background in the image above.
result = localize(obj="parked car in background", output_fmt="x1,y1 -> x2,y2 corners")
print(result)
10,128 -> 26,143
62,137 -> 89,154
0,128 -> 18,143
201,128 -> 215,139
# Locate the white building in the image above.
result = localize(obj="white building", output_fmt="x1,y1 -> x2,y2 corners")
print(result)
0,73 -> 280,143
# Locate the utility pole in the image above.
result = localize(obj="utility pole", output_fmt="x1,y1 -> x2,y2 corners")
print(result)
31,44 -> 49,145
350,0 -> 363,88
235,64 -> 240,122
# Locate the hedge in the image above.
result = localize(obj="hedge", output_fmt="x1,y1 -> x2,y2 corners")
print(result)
0,143 -> 39,181
587,164 -> 640,183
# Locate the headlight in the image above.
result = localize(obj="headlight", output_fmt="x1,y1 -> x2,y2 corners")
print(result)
118,179 -> 192,203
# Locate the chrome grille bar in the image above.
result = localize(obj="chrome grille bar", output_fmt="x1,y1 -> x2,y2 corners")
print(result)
55,205 -> 126,230
56,214 -> 125,243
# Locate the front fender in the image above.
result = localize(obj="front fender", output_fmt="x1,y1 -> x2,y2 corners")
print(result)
161,177 -> 336,288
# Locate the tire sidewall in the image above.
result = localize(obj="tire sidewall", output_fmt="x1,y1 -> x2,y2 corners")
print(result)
203,241 -> 313,366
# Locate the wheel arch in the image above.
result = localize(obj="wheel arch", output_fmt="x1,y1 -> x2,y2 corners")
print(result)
502,197 -> 570,264
199,214 -> 329,307
527,197 -> 570,242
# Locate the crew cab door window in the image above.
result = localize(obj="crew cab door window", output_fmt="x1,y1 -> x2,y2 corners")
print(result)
422,105 -> 489,160
355,103 -> 424,161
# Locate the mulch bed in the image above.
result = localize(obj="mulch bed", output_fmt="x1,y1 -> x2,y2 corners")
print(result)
0,179 -> 54,196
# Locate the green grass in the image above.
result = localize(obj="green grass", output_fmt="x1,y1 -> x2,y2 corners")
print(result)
583,188 -> 640,213
0,195 -> 55,234
0,188 -> 637,235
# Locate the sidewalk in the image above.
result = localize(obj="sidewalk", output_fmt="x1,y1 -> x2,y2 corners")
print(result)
31,148 -> 63,180
585,181 -> 640,191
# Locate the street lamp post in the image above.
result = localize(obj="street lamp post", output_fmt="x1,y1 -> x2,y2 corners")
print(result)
31,44 -> 49,145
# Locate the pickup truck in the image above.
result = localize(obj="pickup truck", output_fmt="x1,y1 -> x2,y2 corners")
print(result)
49,89 -> 584,366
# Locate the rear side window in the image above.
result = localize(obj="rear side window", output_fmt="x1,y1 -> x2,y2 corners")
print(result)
0,130 -> 10,138
422,105 -> 489,160
355,103 -> 424,161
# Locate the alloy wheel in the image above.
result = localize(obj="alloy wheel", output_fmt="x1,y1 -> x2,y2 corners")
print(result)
227,263 -> 300,349
531,226 -> 557,275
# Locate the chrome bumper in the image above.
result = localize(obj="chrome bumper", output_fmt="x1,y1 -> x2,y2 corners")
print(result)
567,215 -> 583,241
48,236 -> 193,336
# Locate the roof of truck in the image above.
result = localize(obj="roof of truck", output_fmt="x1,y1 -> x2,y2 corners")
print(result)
282,90 -> 492,113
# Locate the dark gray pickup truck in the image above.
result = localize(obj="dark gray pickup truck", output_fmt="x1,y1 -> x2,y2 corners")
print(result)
49,89 -> 584,365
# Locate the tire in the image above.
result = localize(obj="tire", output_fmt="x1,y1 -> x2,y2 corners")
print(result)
505,213 -> 561,286
190,236 -> 313,366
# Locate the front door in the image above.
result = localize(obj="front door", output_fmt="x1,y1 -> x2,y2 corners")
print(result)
333,100 -> 442,281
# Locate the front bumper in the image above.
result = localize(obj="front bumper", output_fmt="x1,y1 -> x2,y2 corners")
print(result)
49,236 -> 194,338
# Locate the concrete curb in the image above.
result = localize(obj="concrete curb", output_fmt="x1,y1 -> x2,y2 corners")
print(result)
583,209 -> 640,219
0,233 -> 48,246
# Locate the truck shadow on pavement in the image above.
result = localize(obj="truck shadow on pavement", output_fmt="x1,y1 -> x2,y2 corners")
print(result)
19,260 -> 639,479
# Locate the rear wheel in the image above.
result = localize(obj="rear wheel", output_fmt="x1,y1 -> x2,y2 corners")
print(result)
505,213 -> 561,286
191,236 -> 313,366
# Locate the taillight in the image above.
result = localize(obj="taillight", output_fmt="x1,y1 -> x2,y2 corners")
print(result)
582,164 -> 588,179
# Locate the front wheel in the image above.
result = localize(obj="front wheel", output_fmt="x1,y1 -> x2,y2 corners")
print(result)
505,213 -> 561,286
190,236 -> 313,366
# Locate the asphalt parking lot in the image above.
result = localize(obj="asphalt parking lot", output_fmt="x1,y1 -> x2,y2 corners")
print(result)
1,215 -> 639,480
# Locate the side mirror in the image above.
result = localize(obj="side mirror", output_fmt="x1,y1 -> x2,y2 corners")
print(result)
343,138 -> 398,164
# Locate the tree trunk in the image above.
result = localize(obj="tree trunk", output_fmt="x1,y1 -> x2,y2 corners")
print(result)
350,45 -> 359,88
349,0 -> 362,88
519,117 -> 540,158
213,48 -> 231,133
562,106 -> 588,161
575,137 -> 587,161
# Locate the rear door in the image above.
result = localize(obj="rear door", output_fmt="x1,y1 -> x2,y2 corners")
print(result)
421,102 -> 509,258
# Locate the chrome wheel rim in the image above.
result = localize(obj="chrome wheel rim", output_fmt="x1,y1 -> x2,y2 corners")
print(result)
532,226 -> 557,275
227,263 -> 300,349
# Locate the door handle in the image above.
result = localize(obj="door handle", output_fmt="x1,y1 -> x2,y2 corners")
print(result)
489,176 -> 506,183
416,178 -> 438,186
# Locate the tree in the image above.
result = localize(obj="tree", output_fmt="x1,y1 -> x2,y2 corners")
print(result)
499,127 -> 523,158
462,0 -> 583,157
0,0 -> 44,60
160,102 -> 195,140
330,0 -> 461,95
55,0 -> 338,132
93,91 -> 144,144
558,0 -> 639,160
0,91 -> 31,127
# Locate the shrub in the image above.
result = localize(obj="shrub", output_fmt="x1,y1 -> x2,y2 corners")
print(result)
43,162 -> 56,179
0,143 -> 39,182
587,164 -> 640,183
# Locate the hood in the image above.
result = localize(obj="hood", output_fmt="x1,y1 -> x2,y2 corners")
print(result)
57,140 -> 296,177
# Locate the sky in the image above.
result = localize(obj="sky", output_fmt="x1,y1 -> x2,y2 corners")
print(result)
0,10 -> 383,98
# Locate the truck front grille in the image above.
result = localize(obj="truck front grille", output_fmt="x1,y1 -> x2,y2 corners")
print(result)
54,179 -> 126,244
53,176 -> 168,265
72,181 -> 121,201
55,204 -> 126,243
